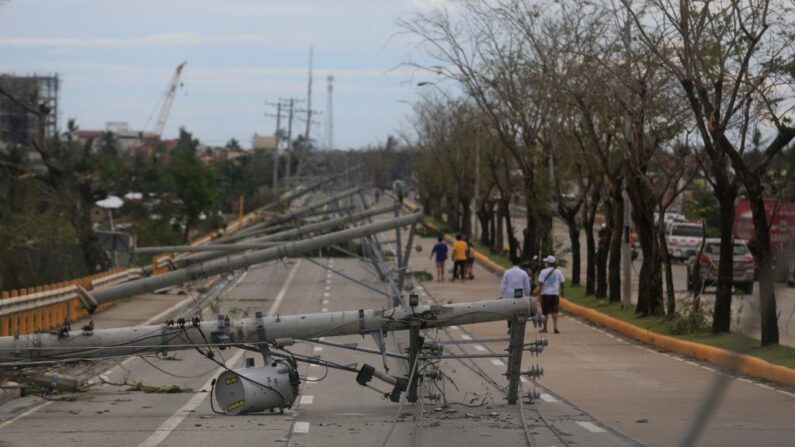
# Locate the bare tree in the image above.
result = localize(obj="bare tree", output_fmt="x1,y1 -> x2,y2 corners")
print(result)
624,0 -> 795,343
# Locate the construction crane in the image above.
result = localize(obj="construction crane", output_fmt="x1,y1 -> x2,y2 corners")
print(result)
152,61 -> 187,137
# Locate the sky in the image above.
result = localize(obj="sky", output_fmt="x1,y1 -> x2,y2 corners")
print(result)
0,0 -> 450,149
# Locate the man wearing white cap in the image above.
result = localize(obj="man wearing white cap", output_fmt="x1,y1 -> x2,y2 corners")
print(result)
537,255 -> 565,334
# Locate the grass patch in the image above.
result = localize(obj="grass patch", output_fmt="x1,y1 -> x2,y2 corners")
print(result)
565,284 -> 795,370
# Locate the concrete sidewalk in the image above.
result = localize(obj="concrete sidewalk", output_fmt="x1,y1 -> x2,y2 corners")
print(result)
407,233 -> 795,447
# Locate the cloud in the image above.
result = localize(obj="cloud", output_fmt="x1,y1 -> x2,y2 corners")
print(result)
0,32 -> 268,47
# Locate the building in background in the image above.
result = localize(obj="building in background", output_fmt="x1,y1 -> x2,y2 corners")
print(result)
0,74 -> 59,147
251,133 -> 277,152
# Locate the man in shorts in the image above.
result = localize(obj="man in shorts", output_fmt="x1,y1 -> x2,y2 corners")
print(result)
537,255 -> 565,334
429,235 -> 449,281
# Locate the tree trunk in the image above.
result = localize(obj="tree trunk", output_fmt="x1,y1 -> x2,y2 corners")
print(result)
658,221 -> 676,317
712,190 -> 736,334
503,199 -> 519,260
584,217 -> 596,295
460,197 -> 472,238
569,222 -> 581,286
523,192 -> 537,262
748,192 -> 779,345
628,176 -> 663,316
608,187 -> 623,304
596,225 -> 609,299
494,201 -> 505,254
584,189 -> 599,296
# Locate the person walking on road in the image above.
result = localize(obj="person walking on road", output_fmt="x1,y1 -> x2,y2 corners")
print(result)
537,255 -> 565,334
501,257 -> 531,299
500,257 -> 531,332
464,234 -> 475,280
451,234 -> 468,281
429,235 -> 449,282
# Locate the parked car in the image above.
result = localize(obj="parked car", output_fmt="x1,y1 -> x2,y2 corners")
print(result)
686,239 -> 756,294
666,221 -> 704,261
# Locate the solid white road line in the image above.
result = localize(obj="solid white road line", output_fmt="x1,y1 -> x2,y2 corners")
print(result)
137,349 -> 245,447
267,260 -> 301,317
539,393 -> 558,403
576,421 -> 606,433
0,401 -> 54,429
293,421 -> 310,434
300,395 -> 314,405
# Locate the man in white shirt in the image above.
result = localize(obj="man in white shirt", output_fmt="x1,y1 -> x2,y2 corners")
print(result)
537,255 -> 565,334
501,258 -> 531,299
500,257 -> 531,333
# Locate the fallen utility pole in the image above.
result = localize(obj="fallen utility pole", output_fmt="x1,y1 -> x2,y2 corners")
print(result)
168,203 -> 399,267
0,297 -> 535,364
221,187 -> 362,243
258,164 -> 362,213
85,211 -> 422,308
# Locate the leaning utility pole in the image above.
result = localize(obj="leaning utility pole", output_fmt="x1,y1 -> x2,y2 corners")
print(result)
264,100 -> 288,191
285,98 -> 295,184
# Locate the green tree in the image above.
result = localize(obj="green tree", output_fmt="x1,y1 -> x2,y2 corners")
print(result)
170,130 -> 218,242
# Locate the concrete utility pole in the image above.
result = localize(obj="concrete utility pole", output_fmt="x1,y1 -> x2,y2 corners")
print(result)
304,46 -> 313,144
0,297 -> 535,363
88,211 -> 423,307
264,101 -> 284,191
285,98 -> 294,184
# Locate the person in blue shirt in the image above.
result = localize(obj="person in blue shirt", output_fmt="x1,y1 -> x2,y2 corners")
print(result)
429,235 -> 449,281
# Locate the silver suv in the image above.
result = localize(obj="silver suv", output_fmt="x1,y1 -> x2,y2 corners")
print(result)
686,239 -> 755,294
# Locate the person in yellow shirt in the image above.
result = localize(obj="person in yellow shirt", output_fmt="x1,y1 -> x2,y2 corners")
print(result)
451,234 -> 468,281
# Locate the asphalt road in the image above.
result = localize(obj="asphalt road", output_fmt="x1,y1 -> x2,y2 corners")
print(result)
0,256 -> 636,447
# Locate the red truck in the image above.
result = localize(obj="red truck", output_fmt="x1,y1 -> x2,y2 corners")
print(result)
734,199 -> 795,284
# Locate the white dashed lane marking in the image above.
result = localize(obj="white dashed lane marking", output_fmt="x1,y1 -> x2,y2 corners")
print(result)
313,346 -> 323,352
293,422 -> 310,434
460,334 -> 472,341
490,359 -> 505,366
474,344 -> 486,352
539,393 -> 558,403
306,376 -> 319,381
323,292 -> 330,297
577,421 -> 606,433
321,308 -> 328,312
449,326 -> 460,331
300,395 -> 314,405
322,299 -> 329,304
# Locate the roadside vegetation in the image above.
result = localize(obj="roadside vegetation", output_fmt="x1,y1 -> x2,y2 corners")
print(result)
401,0 -> 795,347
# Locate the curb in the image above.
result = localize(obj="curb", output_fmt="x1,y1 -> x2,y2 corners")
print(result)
411,205 -> 795,387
